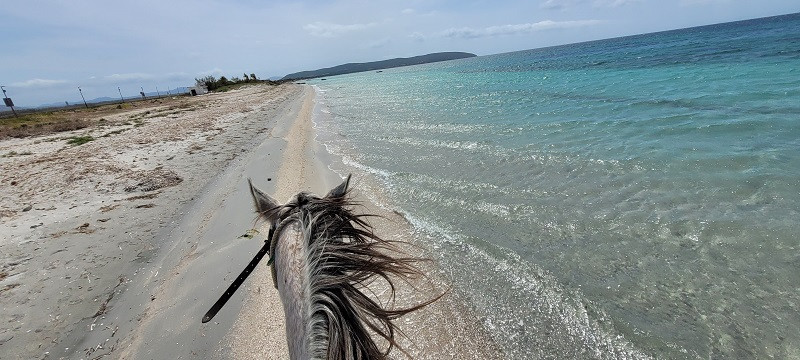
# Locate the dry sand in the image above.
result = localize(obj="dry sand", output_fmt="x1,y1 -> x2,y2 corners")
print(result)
0,83 -> 299,359
0,83 -> 501,359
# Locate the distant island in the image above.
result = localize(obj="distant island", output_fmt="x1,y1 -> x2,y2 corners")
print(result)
281,52 -> 477,80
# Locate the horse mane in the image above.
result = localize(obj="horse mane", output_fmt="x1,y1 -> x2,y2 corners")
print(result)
264,187 -> 437,359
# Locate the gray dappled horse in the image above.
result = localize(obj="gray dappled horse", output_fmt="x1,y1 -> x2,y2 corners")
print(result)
245,175 -> 436,359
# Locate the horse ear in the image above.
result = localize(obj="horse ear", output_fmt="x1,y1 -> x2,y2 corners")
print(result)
325,174 -> 351,199
248,179 -> 279,215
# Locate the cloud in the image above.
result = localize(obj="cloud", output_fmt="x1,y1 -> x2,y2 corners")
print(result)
10,78 -> 68,88
103,73 -> 155,82
680,0 -> 731,5
594,0 -> 641,7
303,22 -> 377,38
440,20 -> 603,39
541,0 -> 640,9
540,0 -> 585,10
401,8 -> 415,14
197,68 -> 224,76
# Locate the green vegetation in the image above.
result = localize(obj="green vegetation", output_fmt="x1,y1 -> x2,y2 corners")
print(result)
195,72 -> 277,92
0,89 -> 200,139
0,111 -> 90,138
214,82 -> 249,92
238,229 -> 260,239
66,135 -> 95,146
2,111 -> 62,128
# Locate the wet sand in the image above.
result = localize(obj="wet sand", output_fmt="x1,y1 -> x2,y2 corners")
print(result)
0,83 -> 501,359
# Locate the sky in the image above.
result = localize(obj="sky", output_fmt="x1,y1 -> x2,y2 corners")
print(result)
1,0 -> 798,107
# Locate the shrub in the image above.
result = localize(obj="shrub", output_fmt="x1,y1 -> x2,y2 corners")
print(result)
66,135 -> 95,146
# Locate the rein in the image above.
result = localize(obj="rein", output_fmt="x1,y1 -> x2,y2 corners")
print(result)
201,224 -> 276,323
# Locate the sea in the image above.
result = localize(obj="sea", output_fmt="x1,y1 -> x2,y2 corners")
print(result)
307,13 -> 800,359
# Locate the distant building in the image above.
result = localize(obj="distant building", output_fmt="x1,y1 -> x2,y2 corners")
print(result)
188,84 -> 208,96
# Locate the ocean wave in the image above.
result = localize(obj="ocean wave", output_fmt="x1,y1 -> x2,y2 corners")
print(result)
340,155 -> 394,179
375,136 -> 491,151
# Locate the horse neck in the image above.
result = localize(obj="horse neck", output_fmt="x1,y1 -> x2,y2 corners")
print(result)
274,223 -> 312,360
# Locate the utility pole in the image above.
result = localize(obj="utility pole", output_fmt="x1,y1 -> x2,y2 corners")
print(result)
156,86 -> 160,97
140,86 -> 146,99
118,87 -> 124,103
78,87 -> 89,108
1,86 -> 18,117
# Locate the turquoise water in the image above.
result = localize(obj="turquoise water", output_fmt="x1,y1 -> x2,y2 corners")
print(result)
309,13 -> 800,359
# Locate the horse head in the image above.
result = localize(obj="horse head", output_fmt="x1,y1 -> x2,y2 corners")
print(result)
245,175 -> 437,360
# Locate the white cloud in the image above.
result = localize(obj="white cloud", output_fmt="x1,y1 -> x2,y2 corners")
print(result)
440,20 -> 603,39
542,0 -> 640,9
10,78 -> 68,88
303,22 -> 377,38
594,0 -> 641,7
680,0 -> 731,5
197,68 -> 224,76
541,0 -> 585,10
401,8 -> 415,14
103,73 -> 154,82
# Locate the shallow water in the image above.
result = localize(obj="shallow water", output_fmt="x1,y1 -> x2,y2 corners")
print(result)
309,13 -> 800,358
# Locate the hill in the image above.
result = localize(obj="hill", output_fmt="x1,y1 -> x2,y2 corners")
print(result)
281,52 -> 476,80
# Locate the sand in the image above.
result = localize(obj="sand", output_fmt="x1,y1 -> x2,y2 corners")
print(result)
0,83 -> 501,359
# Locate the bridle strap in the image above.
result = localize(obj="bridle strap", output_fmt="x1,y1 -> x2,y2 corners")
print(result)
201,225 -> 275,323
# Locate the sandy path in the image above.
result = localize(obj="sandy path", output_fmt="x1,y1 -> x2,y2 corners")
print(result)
223,85 -> 341,360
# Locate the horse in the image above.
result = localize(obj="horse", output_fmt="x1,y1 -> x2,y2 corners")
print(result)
204,174 -> 438,359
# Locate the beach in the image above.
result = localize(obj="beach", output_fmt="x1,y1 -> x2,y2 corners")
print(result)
1,83 -> 501,359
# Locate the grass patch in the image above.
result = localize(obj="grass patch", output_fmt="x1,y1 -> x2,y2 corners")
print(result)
0,91 -> 200,138
0,112 -> 90,138
67,135 -> 95,146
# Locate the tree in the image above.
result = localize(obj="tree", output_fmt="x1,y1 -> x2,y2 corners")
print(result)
243,73 -> 250,82
196,75 -> 216,87
250,73 -> 258,81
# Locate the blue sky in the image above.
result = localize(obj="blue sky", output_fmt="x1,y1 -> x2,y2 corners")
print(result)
1,0 -> 798,107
